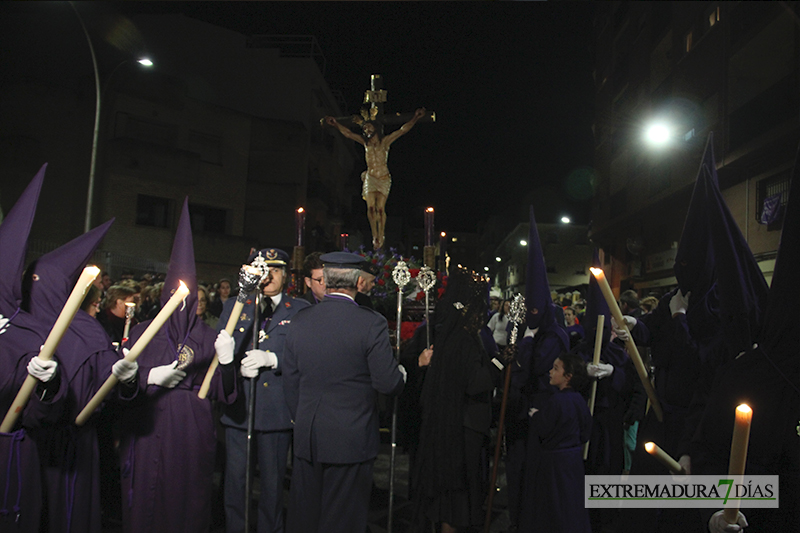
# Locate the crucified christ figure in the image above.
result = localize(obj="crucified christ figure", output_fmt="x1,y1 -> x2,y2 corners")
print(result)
325,107 -> 426,250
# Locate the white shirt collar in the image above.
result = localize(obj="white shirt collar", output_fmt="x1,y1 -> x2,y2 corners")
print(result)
329,291 -> 355,301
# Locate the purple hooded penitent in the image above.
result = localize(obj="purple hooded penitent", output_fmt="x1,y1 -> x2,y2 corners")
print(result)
0,164 -> 58,532
690,146 -> 800,530
119,197 -> 236,533
674,134 -> 718,300
26,217 -> 117,533
703,134 -> 769,357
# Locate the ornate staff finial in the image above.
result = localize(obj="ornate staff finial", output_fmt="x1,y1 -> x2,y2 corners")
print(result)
392,261 -> 411,289
416,266 -> 436,293
508,293 -> 527,345
236,265 -> 265,304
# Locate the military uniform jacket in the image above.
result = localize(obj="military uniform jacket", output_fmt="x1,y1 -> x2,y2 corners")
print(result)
283,295 -> 405,464
218,292 -> 310,432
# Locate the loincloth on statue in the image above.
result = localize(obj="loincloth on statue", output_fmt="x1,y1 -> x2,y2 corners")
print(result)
361,170 -> 391,200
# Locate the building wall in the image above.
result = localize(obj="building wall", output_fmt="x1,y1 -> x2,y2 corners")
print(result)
591,2 -> 798,296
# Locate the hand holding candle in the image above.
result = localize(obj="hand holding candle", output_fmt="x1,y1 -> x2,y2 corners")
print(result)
1,266 -> 100,433
589,267 -> 663,422
724,404 -> 752,524
75,281 -> 190,426
644,442 -> 686,475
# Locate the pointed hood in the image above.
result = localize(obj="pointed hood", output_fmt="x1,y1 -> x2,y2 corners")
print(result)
0,164 -> 46,315
674,134 -> 717,301
759,143 -> 800,371
583,249 -> 611,347
705,142 -> 769,357
160,198 -> 199,347
27,218 -> 114,325
525,206 -> 555,330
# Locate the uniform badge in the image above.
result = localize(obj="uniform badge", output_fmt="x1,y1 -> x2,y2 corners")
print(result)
240,312 -> 249,322
266,249 -> 278,260
176,345 -> 195,370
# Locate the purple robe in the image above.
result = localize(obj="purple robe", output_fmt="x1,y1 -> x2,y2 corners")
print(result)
520,388 -> 592,533
34,311 -> 126,533
0,312 -> 66,532
119,318 -> 236,533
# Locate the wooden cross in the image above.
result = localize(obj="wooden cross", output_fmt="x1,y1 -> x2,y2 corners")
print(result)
329,74 -> 435,133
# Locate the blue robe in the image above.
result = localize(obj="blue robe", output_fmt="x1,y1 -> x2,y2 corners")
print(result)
520,388 -> 592,533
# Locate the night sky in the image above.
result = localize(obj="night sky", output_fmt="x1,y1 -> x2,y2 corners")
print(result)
5,1 -> 598,235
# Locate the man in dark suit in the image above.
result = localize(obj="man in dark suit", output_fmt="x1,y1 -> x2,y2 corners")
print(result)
300,251 -> 326,305
283,251 -> 405,533
215,248 -> 310,533
355,260 -> 379,309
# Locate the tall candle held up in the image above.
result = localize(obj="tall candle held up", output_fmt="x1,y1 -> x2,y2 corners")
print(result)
589,267 -> 663,422
645,442 -> 685,474
424,207 -> 435,247
724,404 -> 752,524
0,266 -> 101,433
583,314 -> 605,460
295,207 -> 305,247
75,281 -> 190,426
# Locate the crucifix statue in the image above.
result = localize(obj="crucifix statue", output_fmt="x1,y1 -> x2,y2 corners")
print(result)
324,74 -> 435,250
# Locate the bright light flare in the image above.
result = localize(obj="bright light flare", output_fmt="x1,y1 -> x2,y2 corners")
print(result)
138,58 -> 154,67
561,216 -> 571,224
645,123 -> 671,146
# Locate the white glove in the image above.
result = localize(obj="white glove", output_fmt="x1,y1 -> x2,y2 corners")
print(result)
240,349 -> 277,378
587,362 -> 614,380
398,364 -> 407,383
678,454 -> 692,475
611,316 -> 636,342
112,358 -> 139,384
28,356 -> 57,382
708,510 -> 748,532
147,361 -> 186,388
214,330 -> 235,365
669,290 -> 691,316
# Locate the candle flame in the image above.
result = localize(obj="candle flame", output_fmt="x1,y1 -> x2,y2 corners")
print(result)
644,442 -> 656,453
736,404 -> 752,415
426,207 -> 434,212
589,267 -> 604,278
440,231 -> 446,237
297,207 -> 304,213
125,302 -> 136,308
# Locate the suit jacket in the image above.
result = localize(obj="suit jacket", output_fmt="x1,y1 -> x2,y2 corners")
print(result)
283,294 -> 404,464
218,292 -> 310,432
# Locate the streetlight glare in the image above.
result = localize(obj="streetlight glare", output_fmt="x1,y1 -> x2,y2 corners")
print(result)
645,123 -> 671,146
519,240 -> 528,246
138,58 -> 154,67
561,216 -> 571,224
495,257 -> 502,262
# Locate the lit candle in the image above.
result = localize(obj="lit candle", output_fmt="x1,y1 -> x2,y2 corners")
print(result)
724,404 -> 752,524
424,207 -> 435,247
589,267 -> 663,422
0,266 -> 101,433
645,442 -> 685,474
75,281 -> 190,426
295,207 -> 305,247
584,315 -> 605,460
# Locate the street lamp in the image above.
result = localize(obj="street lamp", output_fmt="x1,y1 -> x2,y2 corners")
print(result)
70,2 -> 152,233
644,122 -> 672,148
561,216 -> 571,224
519,239 -> 528,246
